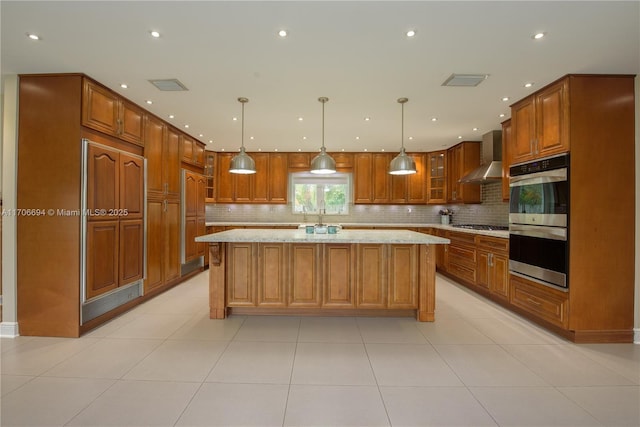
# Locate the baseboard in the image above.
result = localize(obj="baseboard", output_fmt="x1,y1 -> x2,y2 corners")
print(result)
0,322 -> 19,338
634,328 -> 640,344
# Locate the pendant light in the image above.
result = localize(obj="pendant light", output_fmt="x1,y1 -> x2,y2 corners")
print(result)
389,97 -> 416,175
229,97 -> 256,174
310,97 -> 336,174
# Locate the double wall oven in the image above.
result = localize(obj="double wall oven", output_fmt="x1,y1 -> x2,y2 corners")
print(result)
509,154 -> 569,290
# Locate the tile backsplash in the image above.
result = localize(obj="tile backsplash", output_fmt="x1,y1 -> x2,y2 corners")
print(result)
206,181 -> 509,226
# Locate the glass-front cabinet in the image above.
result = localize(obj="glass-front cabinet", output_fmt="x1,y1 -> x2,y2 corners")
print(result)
204,151 -> 216,202
427,150 -> 447,203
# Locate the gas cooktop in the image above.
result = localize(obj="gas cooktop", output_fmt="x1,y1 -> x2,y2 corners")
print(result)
451,224 -> 509,231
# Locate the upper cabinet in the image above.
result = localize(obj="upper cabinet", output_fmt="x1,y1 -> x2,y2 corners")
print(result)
509,78 -> 569,165
181,135 -> 205,167
82,79 -> 145,146
447,141 -> 481,204
215,152 -> 288,204
501,119 -> 511,201
427,151 -> 447,204
204,151 -> 216,202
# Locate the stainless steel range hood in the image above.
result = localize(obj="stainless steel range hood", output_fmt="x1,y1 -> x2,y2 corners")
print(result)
459,130 -> 503,183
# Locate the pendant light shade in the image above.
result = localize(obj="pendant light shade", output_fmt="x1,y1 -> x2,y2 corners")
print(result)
310,97 -> 336,174
229,97 -> 256,174
389,97 -> 416,175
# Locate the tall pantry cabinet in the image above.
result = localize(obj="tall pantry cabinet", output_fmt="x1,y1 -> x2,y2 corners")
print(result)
15,73 -> 200,337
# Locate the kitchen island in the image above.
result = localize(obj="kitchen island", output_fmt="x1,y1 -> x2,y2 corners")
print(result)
196,228 -> 449,321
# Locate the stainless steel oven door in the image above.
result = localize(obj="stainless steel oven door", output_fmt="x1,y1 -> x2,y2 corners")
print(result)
509,168 -> 568,227
509,224 -> 568,289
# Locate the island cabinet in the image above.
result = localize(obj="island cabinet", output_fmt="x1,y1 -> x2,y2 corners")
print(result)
82,78 -> 145,147
202,229 -> 445,321
447,141 -> 481,204
509,77 -> 569,164
216,152 -> 288,203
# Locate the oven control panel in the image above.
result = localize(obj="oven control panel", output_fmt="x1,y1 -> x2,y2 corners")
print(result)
510,154 -> 569,177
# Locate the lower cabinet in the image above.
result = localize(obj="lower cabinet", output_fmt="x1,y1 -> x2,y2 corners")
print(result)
510,274 -> 569,329
446,232 -> 477,284
476,236 -> 509,300
224,242 -> 419,310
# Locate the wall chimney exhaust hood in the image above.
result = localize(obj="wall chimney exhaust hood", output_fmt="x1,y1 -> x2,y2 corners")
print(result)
459,130 -> 503,183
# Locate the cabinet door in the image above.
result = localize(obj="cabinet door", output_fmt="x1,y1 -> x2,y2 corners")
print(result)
119,219 -> 143,285
388,245 -> 418,308
204,151 -> 216,202
268,153 -> 288,203
252,153 -> 270,202
197,217 -> 206,257
510,96 -> 536,164
323,244 -> 355,308
164,127 -> 181,198
82,80 -> 119,136
407,153 -> 426,203
356,244 -> 386,308
389,173 -> 407,204
119,153 -> 144,219
182,135 -> 194,164
184,216 -> 198,262
119,100 -> 145,146
289,244 -> 321,307
447,146 -> 460,202
227,243 -> 256,306
490,253 -> 509,299
427,151 -> 447,204
87,144 -> 119,220
86,220 -> 119,299
257,243 -> 287,307
184,172 -> 197,217
145,115 -> 165,196
145,199 -> 164,292
536,79 -> 569,158
476,251 -> 490,290
194,142 -> 205,166
372,153 -> 391,203
353,153 -> 373,203
288,152 -> 310,169
197,174 -> 206,216
216,153 -> 234,203
501,120 -> 511,201
164,199 -> 181,283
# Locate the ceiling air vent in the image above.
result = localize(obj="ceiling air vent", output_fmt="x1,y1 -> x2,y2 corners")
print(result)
442,74 -> 488,87
148,79 -> 189,91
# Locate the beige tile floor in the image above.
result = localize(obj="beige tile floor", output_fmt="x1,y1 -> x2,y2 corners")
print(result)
1,272 -> 639,426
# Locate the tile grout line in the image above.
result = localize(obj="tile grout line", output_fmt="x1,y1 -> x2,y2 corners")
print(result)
281,317 -> 302,427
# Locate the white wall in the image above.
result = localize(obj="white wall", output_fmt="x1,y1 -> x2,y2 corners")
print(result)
1,74 -> 19,337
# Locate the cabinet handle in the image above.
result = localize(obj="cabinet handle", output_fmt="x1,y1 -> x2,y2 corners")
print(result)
526,298 -> 541,306
164,183 -> 168,195
116,118 -> 122,135
163,199 -> 167,212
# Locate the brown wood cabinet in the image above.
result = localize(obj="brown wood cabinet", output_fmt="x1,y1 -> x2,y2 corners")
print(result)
288,152 -> 311,169
447,141 -> 481,204
509,78 -> 569,164
476,236 -> 509,300
357,244 -> 387,308
82,79 -> 145,146
427,151 -> 447,204
215,152 -> 288,203
501,119 -> 511,201
183,171 -> 207,263
510,274 -> 568,329
204,151 -> 216,202
181,135 -> 205,167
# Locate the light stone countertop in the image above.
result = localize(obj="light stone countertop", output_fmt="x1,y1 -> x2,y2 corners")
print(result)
196,228 -> 450,245
204,222 -> 509,239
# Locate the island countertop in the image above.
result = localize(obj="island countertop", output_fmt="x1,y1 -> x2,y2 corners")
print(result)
196,228 -> 450,245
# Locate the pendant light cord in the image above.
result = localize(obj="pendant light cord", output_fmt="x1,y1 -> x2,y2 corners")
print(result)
241,101 -> 245,149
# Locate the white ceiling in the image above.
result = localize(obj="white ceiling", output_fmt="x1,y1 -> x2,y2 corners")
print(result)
2,1 -> 638,153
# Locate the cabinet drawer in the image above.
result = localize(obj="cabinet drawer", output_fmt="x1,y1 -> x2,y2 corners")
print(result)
510,275 -> 568,328
448,245 -> 476,268
448,231 -> 476,246
476,236 -> 508,254
447,262 -> 476,284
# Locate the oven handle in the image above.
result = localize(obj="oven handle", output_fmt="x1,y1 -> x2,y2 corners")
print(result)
509,224 -> 567,241
509,168 -> 567,187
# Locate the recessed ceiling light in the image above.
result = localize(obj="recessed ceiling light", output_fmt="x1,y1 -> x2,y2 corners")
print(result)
199,134 -> 204,137
258,148 -> 262,152
274,148 -> 278,152
221,148 -> 225,152
381,148 -> 386,152
145,100 -> 153,105
232,117 -> 238,121
458,136 -> 463,139
26,33 -> 41,40
355,136 -> 360,140
298,117 -> 303,121
364,148 -> 368,152
431,117 -> 437,122
168,114 -> 174,119
524,82 -> 534,88
184,124 -> 189,128
278,29 -> 288,37
472,127 -> 479,131
499,113 -> 505,118
406,29 -> 416,37
298,148 -> 302,152
150,30 -> 161,38
501,97 -> 509,102
209,140 -> 213,144
250,136 -> 254,140
532,32 -> 545,40
364,117 -> 370,121
408,136 -> 414,140
341,148 -> 345,152
120,83 -> 128,89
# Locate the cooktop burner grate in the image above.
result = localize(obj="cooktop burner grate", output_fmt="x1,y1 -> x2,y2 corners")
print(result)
451,224 -> 509,231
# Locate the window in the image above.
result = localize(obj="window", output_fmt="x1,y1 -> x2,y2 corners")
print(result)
291,172 -> 351,215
